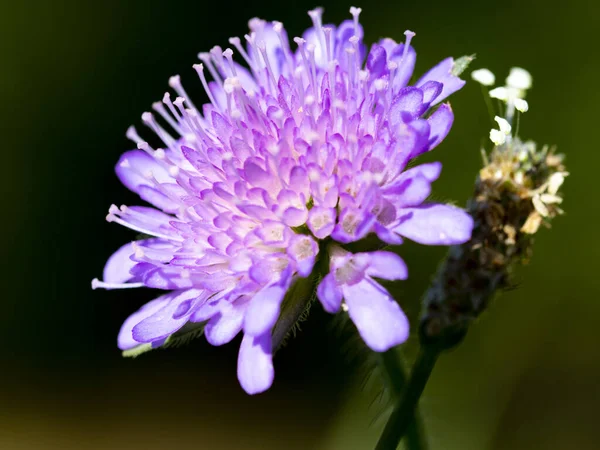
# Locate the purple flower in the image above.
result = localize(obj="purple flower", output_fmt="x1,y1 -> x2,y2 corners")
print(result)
93,7 -> 473,394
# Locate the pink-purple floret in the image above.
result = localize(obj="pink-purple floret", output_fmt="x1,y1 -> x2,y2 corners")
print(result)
93,7 -> 473,394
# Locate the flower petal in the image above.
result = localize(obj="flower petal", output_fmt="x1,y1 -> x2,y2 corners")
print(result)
427,103 -> 454,151
237,332 -> 274,395
393,204 -> 474,245
366,251 -> 408,280
103,241 -> 137,284
384,173 -> 431,208
205,299 -> 247,346
115,150 -> 173,194
316,273 -> 342,313
417,57 -> 466,105
396,162 -> 442,183
390,87 -> 424,123
343,279 -> 409,352
243,276 -> 290,336
117,294 -> 172,350
132,289 -> 205,343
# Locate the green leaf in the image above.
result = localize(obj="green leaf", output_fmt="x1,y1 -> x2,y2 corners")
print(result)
452,54 -> 476,77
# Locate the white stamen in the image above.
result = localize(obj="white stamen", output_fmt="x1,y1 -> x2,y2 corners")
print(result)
152,100 -> 184,135
349,6 -> 362,36
489,87 -> 509,101
540,193 -> 562,204
198,52 -> 222,87
548,173 -> 565,195
532,194 -> 549,217
228,37 -> 254,71
168,75 -> 197,111
374,79 -> 388,91
490,129 -> 507,145
471,68 -> 495,86
126,126 -> 143,145
193,63 -> 220,111
506,67 -> 532,90
402,30 -> 416,61
222,48 -> 237,77
494,116 -> 512,135
91,279 -> 144,290
257,41 -> 277,92
514,98 -> 529,112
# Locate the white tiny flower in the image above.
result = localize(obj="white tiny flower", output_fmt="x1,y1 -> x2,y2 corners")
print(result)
489,87 -> 509,101
506,67 -> 532,90
532,194 -> 549,217
547,173 -> 565,195
514,98 -> 529,112
540,193 -> 562,204
471,68 -> 496,86
490,129 -> 507,146
494,116 -> 512,135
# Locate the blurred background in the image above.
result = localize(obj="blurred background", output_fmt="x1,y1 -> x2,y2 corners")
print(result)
2,0 -> 598,448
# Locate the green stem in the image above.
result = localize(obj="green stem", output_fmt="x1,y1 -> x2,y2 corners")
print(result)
378,349 -> 429,450
375,346 -> 440,450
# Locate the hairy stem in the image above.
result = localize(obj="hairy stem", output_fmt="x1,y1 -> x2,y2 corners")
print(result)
375,346 -> 440,450
378,349 -> 429,450
271,272 -> 317,352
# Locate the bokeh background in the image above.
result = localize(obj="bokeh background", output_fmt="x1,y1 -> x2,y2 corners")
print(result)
2,0 -> 598,448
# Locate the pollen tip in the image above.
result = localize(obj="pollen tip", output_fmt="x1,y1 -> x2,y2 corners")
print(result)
141,112 -> 153,123
168,75 -> 181,88
471,68 -> 495,86
91,278 -> 100,290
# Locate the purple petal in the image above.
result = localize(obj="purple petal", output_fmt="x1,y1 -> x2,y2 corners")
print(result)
282,207 -> 308,227
417,57 -> 466,105
427,104 -> 454,151
384,174 -> 431,208
138,185 -> 179,213
205,300 -> 247,346
190,291 -> 229,322
374,223 -> 404,245
420,80 -> 443,106
393,204 -> 474,245
343,279 -> 410,352
244,161 -> 275,190
237,332 -> 274,395
366,251 -> 408,280
117,294 -> 172,350
379,38 -> 416,92
132,289 -> 205,342
366,43 -> 388,78
287,235 -> 318,277
141,266 -> 194,290
307,207 -> 336,239
243,280 -> 289,336
397,162 -> 442,183
115,150 -> 172,194
390,87 -> 424,123
103,241 -> 137,284
316,273 -> 342,313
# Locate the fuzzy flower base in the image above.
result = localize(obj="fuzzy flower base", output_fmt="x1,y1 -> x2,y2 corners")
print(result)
93,7 -> 473,394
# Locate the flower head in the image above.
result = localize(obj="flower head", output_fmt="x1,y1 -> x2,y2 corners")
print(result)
93,7 -> 473,394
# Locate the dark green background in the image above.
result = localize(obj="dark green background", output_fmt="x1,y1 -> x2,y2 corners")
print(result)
2,0 -> 598,448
